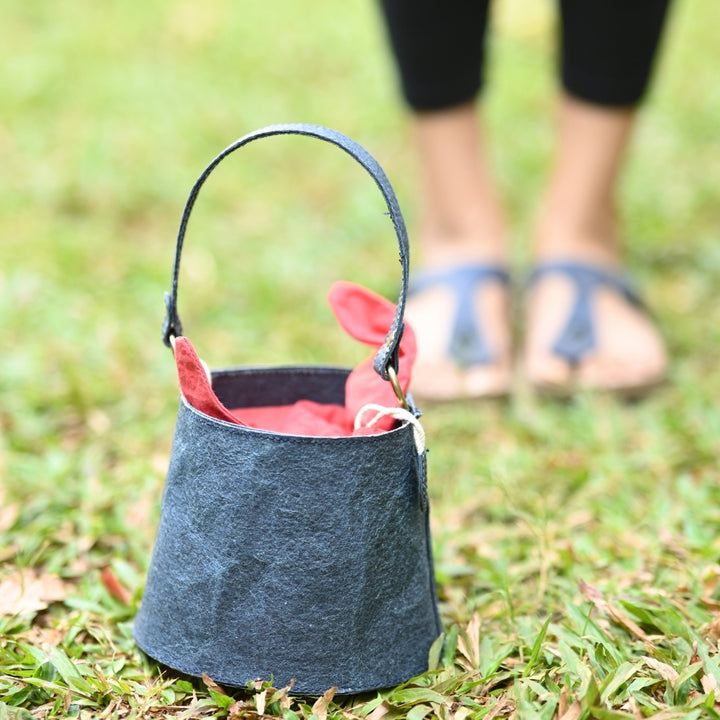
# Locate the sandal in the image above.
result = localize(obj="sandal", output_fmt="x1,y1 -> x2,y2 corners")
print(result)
524,260 -> 667,399
406,264 -> 512,402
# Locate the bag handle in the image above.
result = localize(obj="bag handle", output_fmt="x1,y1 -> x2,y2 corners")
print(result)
162,123 -> 410,383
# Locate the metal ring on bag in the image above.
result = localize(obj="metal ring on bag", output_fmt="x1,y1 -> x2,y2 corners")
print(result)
387,365 -> 409,410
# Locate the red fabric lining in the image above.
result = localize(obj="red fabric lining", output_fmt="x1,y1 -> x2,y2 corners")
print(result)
173,281 -> 415,436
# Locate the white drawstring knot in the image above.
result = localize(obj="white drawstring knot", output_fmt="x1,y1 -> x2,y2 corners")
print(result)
354,403 -> 426,454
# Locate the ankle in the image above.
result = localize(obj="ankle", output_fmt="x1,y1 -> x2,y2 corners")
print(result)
534,233 -> 619,267
419,232 -> 508,269
419,214 -> 508,269
533,207 -> 621,267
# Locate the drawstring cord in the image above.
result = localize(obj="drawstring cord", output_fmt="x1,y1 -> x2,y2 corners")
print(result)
354,403 -> 426,455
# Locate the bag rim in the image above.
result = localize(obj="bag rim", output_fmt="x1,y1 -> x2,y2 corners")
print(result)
177,393 -> 416,442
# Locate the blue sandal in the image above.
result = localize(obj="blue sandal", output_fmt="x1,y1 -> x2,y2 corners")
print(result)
408,264 -> 511,400
526,261 -> 666,397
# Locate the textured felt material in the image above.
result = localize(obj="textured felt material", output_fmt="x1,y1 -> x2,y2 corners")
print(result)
133,389 -> 441,694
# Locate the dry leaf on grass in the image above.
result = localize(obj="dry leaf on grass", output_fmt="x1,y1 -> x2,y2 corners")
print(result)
100,566 -> 132,605
311,686 -> 338,720
703,613 -> 720,644
26,624 -> 67,648
557,686 -> 570,718
0,569 -> 68,616
268,680 -> 294,712
227,700 -> 251,719
578,579 -> 651,643
643,656 -> 679,683
701,672 -> 718,694
557,701 -> 582,720
701,565 -> 720,597
201,672 -> 227,696
485,696 -> 514,720
255,688 -> 267,715
627,696 -> 644,720
457,613 -> 481,668
554,688 -> 581,720
366,702 -> 390,720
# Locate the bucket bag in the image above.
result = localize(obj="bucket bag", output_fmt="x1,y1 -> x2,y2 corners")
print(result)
133,123 -> 442,695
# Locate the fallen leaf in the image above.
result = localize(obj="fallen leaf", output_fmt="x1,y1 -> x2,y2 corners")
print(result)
311,686 -> 338,720
27,624 -> 67,648
457,613 -> 481,668
704,614 -> 720,642
578,579 -> 604,603
557,686 -> 569,717
627,696 -> 644,720
228,699 -> 253,718
578,579 -> 650,642
485,697 -> 513,719
268,679 -> 294,711
366,702 -> 390,720
690,640 -> 700,663
0,569 -> 68,616
255,688 -> 267,715
702,565 -> 720,596
642,656 -> 679,683
701,673 -> 718,694
700,597 -> 720,612
558,701 -> 582,720
202,672 -> 227,695
100,566 -> 132,605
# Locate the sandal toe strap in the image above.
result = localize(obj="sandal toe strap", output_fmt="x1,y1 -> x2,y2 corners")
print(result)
529,261 -> 643,366
410,265 -> 510,368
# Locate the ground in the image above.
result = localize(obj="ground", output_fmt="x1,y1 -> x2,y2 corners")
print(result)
1,1 -> 720,718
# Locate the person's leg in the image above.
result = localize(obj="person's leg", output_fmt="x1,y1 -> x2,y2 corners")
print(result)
409,104 -> 511,399
525,0 -> 672,394
378,0 -> 511,400
526,95 -> 667,391
413,104 -> 507,268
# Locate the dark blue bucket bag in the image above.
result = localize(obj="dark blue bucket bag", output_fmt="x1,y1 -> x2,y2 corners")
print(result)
133,124 -> 442,695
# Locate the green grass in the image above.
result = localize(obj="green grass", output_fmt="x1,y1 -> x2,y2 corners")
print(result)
2,0 -> 720,717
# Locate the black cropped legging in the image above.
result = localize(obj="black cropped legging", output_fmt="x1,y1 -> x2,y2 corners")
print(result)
378,0 -> 672,110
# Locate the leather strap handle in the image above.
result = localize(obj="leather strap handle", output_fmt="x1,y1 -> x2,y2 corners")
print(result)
163,123 -> 410,380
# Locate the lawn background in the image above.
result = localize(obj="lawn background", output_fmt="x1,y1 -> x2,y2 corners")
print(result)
1,1 -> 720,718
